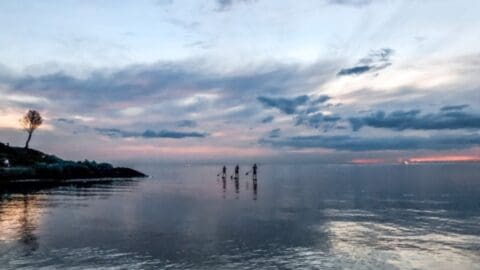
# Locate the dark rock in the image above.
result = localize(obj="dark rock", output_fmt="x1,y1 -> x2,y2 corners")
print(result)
111,167 -> 147,178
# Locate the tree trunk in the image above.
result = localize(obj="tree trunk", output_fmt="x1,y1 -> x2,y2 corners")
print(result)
25,132 -> 32,149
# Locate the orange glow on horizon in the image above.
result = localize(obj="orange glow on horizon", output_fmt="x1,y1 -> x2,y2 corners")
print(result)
351,158 -> 385,164
352,155 -> 480,165
0,109 -> 54,130
407,155 -> 480,163
0,112 -> 22,129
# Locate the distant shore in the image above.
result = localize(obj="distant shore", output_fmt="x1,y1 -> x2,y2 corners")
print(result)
0,142 -> 146,181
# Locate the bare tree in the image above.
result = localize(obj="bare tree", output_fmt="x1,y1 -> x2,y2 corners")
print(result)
20,110 -> 43,149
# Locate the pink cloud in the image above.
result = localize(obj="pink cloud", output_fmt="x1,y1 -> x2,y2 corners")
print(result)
351,158 -> 384,164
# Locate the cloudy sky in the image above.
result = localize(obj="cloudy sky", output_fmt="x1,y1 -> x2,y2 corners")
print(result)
0,0 -> 479,163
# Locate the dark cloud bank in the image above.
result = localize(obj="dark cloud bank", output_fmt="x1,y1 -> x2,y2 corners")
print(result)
349,108 -> 480,131
257,94 -> 341,131
95,128 -> 207,139
257,95 -> 480,151
55,117 -> 207,140
261,134 -> 480,151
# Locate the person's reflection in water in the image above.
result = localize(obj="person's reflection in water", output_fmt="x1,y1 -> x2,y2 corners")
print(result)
235,177 -> 240,199
252,163 -> 257,181
234,165 -> 239,180
253,180 -> 258,201
222,177 -> 226,199
19,194 -> 39,254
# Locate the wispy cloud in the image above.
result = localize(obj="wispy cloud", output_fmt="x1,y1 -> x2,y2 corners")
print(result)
311,95 -> 331,104
257,95 -> 309,115
56,118 -> 76,124
268,128 -> 281,138
257,94 -> 340,131
295,112 -> 341,131
215,0 -> 257,11
176,120 -> 198,128
260,115 -> 274,124
165,18 -> 200,31
440,104 -> 469,112
337,48 -> 394,76
328,0 -> 373,7
337,66 -> 372,76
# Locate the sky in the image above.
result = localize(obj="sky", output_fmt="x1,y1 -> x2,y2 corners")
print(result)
0,0 -> 479,164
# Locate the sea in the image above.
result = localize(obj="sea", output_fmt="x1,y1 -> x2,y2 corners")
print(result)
1,163 -> 480,269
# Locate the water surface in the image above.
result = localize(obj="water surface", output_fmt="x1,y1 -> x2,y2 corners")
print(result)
1,164 -> 480,269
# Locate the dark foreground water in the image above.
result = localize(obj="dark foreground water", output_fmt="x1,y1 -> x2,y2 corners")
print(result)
1,163 -> 480,269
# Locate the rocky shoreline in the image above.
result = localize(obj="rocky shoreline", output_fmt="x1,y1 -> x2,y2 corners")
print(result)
0,143 -> 146,181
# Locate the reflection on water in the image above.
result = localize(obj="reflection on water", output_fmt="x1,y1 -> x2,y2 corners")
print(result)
17,195 -> 39,253
0,194 -> 41,253
0,179 -> 140,262
218,169 -> 259,201
1,164 -> 480,269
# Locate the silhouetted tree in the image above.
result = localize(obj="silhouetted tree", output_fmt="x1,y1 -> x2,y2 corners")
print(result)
20,110 -> 43,149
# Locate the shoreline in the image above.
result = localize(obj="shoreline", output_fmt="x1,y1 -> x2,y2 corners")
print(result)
0,143 -> 147,181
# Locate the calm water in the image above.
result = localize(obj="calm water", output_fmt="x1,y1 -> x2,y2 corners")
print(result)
1,164 -> 480,269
